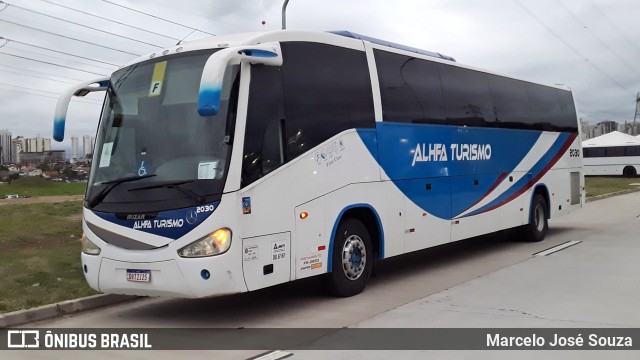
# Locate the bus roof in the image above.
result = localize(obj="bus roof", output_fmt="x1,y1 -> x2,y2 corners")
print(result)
122,30 -> 457,68
329,30 -> 456,62
582,131 -> 640,148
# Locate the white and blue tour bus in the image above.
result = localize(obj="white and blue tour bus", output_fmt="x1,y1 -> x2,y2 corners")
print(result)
53,30 -> 583,298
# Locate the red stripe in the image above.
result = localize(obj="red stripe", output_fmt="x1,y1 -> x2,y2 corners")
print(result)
473,133 -> 577,216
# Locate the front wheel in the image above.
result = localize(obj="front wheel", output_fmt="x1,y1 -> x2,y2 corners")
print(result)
328,218 -> 373,297
521,193 -> 548,242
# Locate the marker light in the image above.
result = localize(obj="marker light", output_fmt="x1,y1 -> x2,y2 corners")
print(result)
300,212 -> 309,219
178,228 -> 232,258
81,233 -> 101,255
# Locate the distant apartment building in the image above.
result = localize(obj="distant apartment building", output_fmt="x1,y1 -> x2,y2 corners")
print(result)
11,137 -> 24,163
19,150 -> 66,165
82,135 -> 95,158
593,120 -> 618,137
71,136 -> 80,162
581,120 -> 594,140
6,135 -> 57,164
43,138 -> 51,152
0,129 -> 11,165
21,135 -> 51,153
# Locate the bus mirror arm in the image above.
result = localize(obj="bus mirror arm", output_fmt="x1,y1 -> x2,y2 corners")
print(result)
53,77 -> 110,142
197,42 -> 282,117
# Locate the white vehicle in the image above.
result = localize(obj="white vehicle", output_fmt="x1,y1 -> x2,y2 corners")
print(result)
582,131 -> 640,176
53,30 -> 583,298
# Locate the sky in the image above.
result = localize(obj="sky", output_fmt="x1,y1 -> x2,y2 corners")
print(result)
0,0 -> 639,153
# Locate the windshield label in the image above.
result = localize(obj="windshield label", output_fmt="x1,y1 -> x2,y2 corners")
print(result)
99,143 -> 114,168
137,160 -> 152,177
198,161 -> 219,179
149,61 -> 167,96
94,201 -> 219,240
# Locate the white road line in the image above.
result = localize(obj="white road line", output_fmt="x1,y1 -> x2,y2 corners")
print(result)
534,240 -> 582,257
248,350 -> 293,360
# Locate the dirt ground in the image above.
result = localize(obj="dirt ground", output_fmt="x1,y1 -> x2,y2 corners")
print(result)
0,195 -> 84,206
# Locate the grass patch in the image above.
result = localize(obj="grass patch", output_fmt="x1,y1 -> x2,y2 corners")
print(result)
0,177 -> 86,197
0,201 -> 96,313
585,176 -> 640,197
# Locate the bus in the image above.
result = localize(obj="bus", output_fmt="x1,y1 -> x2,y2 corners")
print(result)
53,30 -> 583,298
582,132 -> 640,176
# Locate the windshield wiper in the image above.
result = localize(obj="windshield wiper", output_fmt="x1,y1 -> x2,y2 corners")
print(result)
88,174 -> 157,208
129,180 -> 206,204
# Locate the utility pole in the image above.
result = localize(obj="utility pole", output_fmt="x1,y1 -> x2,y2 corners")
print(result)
282,0 -> 290,30
633,92 -> 640,135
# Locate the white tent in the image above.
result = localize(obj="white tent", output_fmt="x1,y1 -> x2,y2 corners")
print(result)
582,131 -> 640,148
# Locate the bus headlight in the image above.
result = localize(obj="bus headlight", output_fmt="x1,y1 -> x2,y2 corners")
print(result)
178,228 -> 232,257
81,233 -> 101,255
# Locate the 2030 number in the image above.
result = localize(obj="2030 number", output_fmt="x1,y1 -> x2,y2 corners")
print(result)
196,205 -> 215,214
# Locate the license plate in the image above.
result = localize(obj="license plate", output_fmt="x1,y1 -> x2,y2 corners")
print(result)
126,269 -> 151,283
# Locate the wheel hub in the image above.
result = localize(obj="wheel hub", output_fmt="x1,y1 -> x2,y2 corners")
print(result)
341,235 -> 367,280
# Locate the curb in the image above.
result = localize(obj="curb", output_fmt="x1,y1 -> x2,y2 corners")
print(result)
586,186 -> 640,203
0,294 -> 139,328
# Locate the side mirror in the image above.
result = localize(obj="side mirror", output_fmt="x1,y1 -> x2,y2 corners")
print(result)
53,77 -> 110,142
198,42 -> 282,117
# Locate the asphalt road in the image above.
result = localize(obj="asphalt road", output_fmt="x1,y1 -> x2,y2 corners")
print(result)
8,191 -> 640,359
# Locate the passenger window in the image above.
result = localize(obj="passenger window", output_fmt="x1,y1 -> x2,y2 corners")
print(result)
488,75 -> 532,129
555,89 -> 578,132
374,50 -> 445,124
280,42 -> 375,160
242,66 -> 286,187
262,119 -> 285,175
438,64 -> 496,127
527,83 -> 562,131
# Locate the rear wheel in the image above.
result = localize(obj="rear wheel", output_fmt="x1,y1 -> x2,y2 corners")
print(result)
623,166 -> 637,177
328,218 -> 372,297
521,193 -> 548,242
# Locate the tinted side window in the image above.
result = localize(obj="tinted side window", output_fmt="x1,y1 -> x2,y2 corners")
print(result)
555,89 -> 578,132
488,75 -> 532,129
628,146 -> 640,156
242,66 -> 286,187
606,146 -> 625,157
374,50 -> 445,124
526,83 -> 563,131
582,146 -> 640,157
587,147 -> 605,157
438,64 -> 496,127
280,42 -> 375,160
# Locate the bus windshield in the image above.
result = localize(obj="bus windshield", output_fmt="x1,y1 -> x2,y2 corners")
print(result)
87,50 -> 240,213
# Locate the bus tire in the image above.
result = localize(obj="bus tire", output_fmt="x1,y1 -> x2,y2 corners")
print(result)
623,166 -> 637,177
521,193 -> 548,242
328,218 -> 373,297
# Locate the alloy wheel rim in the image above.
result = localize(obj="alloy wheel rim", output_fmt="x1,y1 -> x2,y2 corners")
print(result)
341,234 -> 367,280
